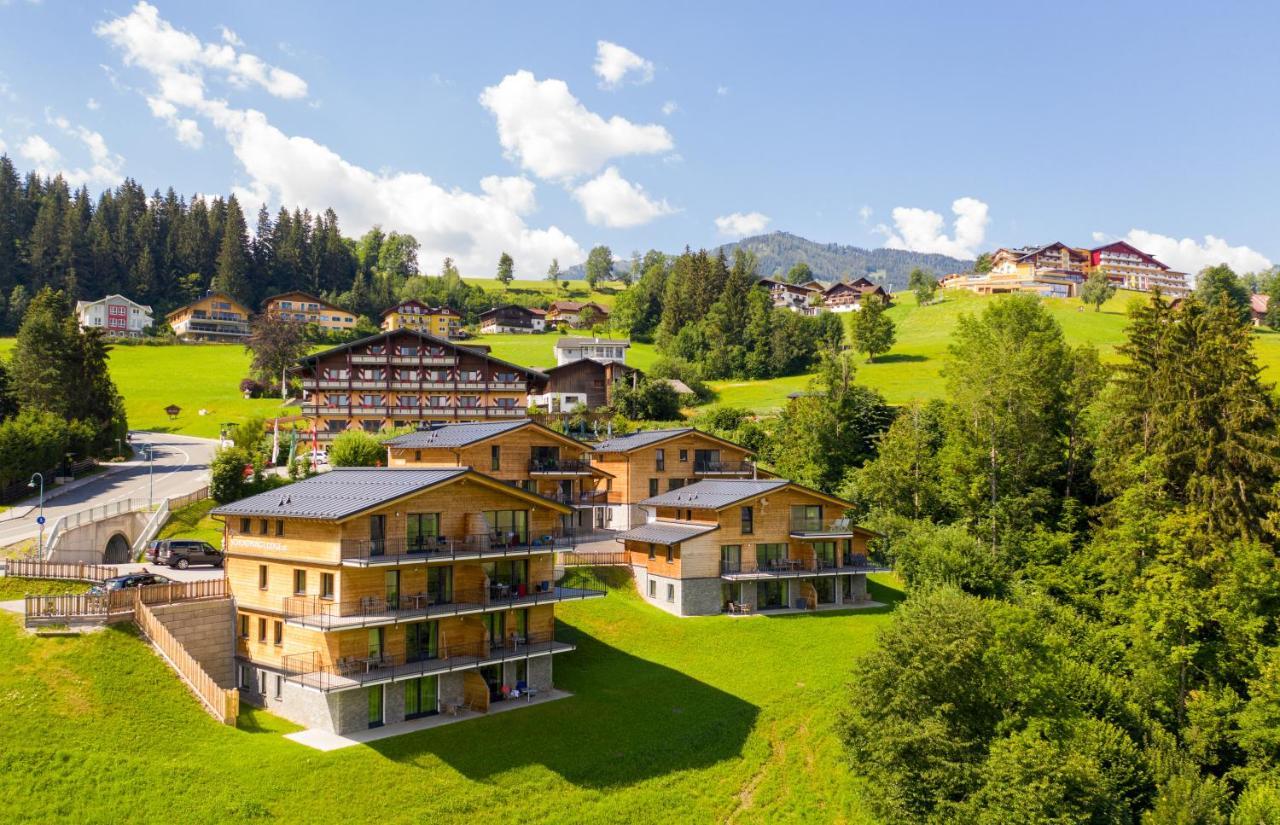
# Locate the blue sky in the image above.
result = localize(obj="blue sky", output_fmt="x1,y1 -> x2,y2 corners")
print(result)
1,0 -> 1277,277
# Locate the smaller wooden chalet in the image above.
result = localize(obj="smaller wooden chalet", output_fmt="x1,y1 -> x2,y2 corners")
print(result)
479,305 -> 543,334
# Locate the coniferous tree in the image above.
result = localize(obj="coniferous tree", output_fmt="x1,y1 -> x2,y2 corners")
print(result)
496,251 -> 514,286
212,195 -> 251,302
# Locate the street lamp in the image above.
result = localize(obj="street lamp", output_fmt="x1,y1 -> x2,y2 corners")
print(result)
28,472 -> 44,557
143,445 -> 156,510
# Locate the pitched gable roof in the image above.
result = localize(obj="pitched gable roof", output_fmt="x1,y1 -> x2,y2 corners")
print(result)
384,419 -> 588,451
293,328 -> 546,379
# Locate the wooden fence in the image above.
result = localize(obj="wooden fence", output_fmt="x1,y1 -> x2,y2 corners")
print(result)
134,599 -> 238,725
6,560 -> 118,582
559,550 -> 629,567
23,577 -> 229,625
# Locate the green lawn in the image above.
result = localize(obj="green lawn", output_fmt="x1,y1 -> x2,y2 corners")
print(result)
469,332 -> 661,371
713,290 -> 1280,411
157,498 -> 223,546
461,278 -> 626,309
0,568 -> 901,824
0,577 -> 91,600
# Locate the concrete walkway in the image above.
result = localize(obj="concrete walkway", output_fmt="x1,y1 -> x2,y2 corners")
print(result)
726,600 -> 886,618
284,689 -> 572,751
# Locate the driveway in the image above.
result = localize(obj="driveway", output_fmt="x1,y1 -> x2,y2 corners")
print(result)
0,432 -> 216,547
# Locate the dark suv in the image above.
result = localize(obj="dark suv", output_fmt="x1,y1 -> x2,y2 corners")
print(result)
89,571 -> 170,594
156,539 -> 224,569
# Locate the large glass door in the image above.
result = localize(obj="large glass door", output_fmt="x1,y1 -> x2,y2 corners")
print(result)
384,570 -> 400,610
404,676 -> 438,719
406,621 -> 438,663
427,566 -> 452,604
484,510 -> 529,544
485,612 -> 506,651
758,580 -> 786,609
813,542 -> 836,570
368,685 -> 384,728
407,513 -> 439,553
369,515 -> 387,556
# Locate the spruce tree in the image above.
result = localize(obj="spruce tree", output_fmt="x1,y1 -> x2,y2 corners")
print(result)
212,195 -> 250,302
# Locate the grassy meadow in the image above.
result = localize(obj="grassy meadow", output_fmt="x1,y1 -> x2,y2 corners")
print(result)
0,569 -> 903,824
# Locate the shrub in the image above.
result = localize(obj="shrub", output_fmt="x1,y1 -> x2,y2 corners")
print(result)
329,430 -> 384,467
210,446 -> 250,503
239,378 -> 262,398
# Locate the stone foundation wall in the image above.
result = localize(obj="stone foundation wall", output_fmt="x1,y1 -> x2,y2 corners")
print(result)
149,599 -> 234,687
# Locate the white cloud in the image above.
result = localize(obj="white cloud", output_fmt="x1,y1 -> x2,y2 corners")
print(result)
572,166 -> 675,228
661,100 -> 678,116
19,135 -> 59,166
716,85 -> 729,96
97,3 -> 583,276
1106,229 -> 1273,276
875,197 -> 988,259
858,205 -> 873,223
479,70 -> 673,182
714,211 -> 771,238
86,97 -> 101,111
593,40 -> 655,89
219,25 -> 243,47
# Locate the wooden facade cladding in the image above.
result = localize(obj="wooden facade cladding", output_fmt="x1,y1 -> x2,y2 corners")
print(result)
593,431 -> 756,506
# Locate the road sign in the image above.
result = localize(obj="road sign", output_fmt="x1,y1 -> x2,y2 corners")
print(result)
35,515 -> 45,525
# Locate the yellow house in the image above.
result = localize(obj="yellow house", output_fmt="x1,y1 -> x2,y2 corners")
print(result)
165,291 -> 253,341
381,300 -> 462,338
213,466 -> 603,734
262,291 -> 357,334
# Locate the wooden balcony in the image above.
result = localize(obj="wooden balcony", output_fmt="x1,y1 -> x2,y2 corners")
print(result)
281,585 -> 606,631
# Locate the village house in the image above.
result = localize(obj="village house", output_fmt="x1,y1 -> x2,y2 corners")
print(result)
293,329 -> 547,439
478,305 -> 544,334
821,278 -> 891,312
528,359 -> 641,413
263,291 -> 358,335
380,300 -> 463,338
384,420 -> 613,531
552,336 -> 629,366
214,467 -> 604,734
545,300 -> 609,329
590,428 -> 759,530
613,478 -> 884,616
758,278 -> 823,315
165,291 -> 253,342
75,294 -> 153,337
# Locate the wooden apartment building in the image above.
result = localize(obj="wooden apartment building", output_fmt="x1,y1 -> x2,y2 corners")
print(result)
165,291 -> 253,342
590,428 -> 758,529
294,329 -> 548,440
614,478 -> 884,616
214,467 -> 604,734
384,420 -> 613,530
262,291 -> 358,334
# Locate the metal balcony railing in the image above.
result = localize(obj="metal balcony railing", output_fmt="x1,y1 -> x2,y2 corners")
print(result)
281,584 -> 605,630
789,517 -> 857,536
338,531 -> 575,565
693,459 -> 755,475
281,631 -> 571,692
528,458 -> 592,474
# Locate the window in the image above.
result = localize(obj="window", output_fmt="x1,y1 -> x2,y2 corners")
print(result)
275,520 -> 284,537
257,617 -> 267,642
238,614 -> 249,639
239,518 -> 250,533
414,449 -> 422,462
666,544 -> 674,563
293,569 -> 307,595
666,583 -> 675,603
791,504 -> 822,532
649,478 -> 659,497
647,579 -> 656,597
655,448 -> 665,471
721,545 -> 742,573
668,478 -> 684,491
257,565 -> 268,590
648,543 -> 656,560
273,621 -> 283,646
741,506 -> 754,535
258,519 -> 268,535
491,445 -> 501,471
756,543 -> 787,568
679,449 -> 688,462
238,665 -> 250,688
484,510 -> 528,544
259,669 -> 267,695
321,573 -> 334,600
404,676 -> 439,719
361,420 -> 383,433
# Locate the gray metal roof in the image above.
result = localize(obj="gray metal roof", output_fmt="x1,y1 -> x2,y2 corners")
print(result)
614,521 -> 719,545
210,467 -> 469,520
591,428 -> 693,453
383,420 -> 532,449
640,479 -> 789,509
554,337 -> 630,349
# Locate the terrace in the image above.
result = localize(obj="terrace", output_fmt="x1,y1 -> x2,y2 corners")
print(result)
282,585 -> 607,630
337,532 -> 575,567
692,459 -> 755,476
528,458 -> 593,475
788,516 -> 858,538
720,556 -> 890,580
281,631 -> 574,692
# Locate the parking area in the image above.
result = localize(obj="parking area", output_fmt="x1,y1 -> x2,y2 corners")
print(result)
112,562 -> 224,583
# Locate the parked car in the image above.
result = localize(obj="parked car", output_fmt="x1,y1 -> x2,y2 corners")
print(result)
310,449 -> 328,465
89,571 -> 170,594
144,540 -> 163,564
155,539 -> 224,569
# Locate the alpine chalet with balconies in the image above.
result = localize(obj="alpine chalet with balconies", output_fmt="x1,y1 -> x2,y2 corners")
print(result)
295,329 -> 548,440
384,420 -> 613,531
214,467 -> 604,734
614,478 -> 884,616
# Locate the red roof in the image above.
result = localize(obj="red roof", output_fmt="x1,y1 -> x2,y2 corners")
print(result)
1252,294 -> 1269,316
1090,240 -> 1169,271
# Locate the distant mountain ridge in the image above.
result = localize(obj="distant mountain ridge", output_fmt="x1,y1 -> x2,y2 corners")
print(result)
561,231 -> 973,290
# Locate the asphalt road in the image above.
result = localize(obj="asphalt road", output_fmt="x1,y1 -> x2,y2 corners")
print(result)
0,431 -> 217,547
